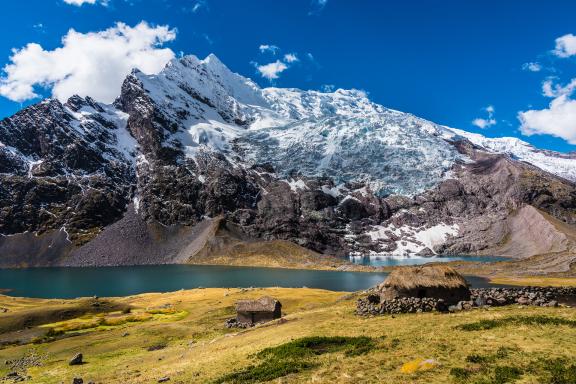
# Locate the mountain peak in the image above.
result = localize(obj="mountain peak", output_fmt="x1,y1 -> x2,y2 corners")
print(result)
202,53 -> 224,67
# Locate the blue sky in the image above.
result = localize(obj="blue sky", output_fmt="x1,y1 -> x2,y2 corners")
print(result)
1,0 -> 576,152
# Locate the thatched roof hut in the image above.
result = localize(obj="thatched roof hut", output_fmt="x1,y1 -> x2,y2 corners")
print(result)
235,296 -> 282,325
379,265 -> 471,305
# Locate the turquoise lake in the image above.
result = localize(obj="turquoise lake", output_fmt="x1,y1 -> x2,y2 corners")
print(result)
0,264 -> 509,299
350,255 -> 509,267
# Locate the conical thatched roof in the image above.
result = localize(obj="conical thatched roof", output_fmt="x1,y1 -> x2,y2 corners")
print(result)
236,296 -> 281,312
379,265 -> 469,291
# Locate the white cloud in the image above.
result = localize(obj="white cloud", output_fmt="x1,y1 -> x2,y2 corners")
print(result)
553,34 -> 576,58
189,0 -> 208,13
63,0 -> 109,6
515,34 -> 576,145
472,118 -> 496,129
256,60 -> 288,81
520,77 -> 576,144
259,44 -> 280,55
522,62 -> 542,72
519,95 -> 576,144
284,53 -> 298,63
309,0 -> 328,15
472,105 -> 497,129
0,22 -> 176,103
542,78 -> 576,98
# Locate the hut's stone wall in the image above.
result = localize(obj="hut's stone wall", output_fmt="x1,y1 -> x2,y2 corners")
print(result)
226,297 -> 282,328
236,307 -> 280,324
381,285 -> 471,305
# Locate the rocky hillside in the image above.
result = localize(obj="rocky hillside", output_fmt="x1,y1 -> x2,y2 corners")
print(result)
0,54 -> 575,269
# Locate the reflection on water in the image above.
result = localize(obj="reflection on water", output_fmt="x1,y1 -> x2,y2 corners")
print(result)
350,255 -> 509,267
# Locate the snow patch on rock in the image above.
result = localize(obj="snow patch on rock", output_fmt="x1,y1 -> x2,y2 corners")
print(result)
366,222 -> 459,256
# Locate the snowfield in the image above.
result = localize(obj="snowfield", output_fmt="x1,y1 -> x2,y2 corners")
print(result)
132,54 -> 576,195
363,222 -> 460,256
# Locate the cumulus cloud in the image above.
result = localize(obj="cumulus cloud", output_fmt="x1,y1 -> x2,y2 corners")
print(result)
284,53 -> 299,63
520,78 -> 576,144
522,62 -> 542,72
256,60 -> 288,80
553,34 -> 576,58
472,105 -> 497,129
515,33 -> 576,145
259,44 -> 280,55
254,46 -> 313,81
519,96 -> 576,144
0,21 -> 176,103
63,0 -> 108,6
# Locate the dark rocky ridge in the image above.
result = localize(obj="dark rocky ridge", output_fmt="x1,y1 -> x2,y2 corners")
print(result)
0,56 -> 575,269
0,97 -> 134,246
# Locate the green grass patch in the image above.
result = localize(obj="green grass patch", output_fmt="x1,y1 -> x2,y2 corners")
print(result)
215,360 -> 316,383
466,354 -> 490,364
491,366 -> 522,384
451,348 -> 576,384
457,316 -> 576,331
214,336 -> 376,383
256,336 -> 375,359
451,364 -> 523,384
532,358 -> 576,384
450,367 -> 472,381
452,347 -> 524,384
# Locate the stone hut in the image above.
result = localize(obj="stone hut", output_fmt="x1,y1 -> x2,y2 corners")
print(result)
378,265 -> 471,305
235,296 -> 282,325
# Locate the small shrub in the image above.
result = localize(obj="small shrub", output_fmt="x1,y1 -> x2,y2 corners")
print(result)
450,367 -> 471,381
147,342 -> 167,351
538,358 -> 576,384
495,347 -> 513,359
493,366 -> 522,384
466,354 -> 489,364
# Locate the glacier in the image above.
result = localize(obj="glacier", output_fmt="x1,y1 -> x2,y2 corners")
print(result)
3,53 -> 575,197
129,53 -> 576,196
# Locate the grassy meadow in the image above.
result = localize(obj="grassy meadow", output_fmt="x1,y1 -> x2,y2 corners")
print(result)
0,287 -> 575,383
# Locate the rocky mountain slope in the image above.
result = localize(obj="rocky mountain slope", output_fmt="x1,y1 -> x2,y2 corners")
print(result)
1,54 -> 575,269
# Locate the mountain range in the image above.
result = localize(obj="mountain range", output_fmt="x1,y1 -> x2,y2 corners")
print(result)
1,54 -> 575,271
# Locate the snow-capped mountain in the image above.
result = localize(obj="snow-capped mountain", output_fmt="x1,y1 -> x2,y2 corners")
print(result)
444,127 -> 576,182
1,54 -> 575,268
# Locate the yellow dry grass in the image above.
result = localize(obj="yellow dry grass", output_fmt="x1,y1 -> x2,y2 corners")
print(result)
489,276 -> 576,287
0,288 -> 575,383
381,265 -> 469,290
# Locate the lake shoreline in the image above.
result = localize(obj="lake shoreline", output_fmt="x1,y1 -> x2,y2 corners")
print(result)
0,264 -> 520,299
2,254 -> 575,299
